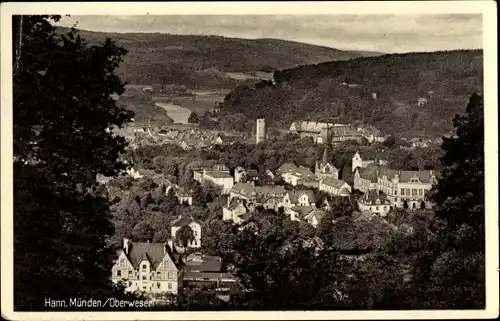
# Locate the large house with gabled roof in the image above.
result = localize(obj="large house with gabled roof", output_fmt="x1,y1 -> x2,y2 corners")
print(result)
352,151 -> 437,211
111,238 -> 184,296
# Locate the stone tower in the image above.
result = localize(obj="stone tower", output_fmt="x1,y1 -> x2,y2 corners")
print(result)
256,118 -> 266,144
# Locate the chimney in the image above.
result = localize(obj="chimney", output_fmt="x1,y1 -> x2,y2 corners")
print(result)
123,238 -> 130,254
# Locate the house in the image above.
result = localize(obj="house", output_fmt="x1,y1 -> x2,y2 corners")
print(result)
359,126 -> 386,143
303,209 -> 327,227
152,175 -> 194,206
331,125 -> 364,144
417,97 -> 428,107
111,238 -> 184,296
193,164 -> 234,194
351,151 -> 388,173
183,254 -> 237,301
352,210 -> 376,222
320,195 -> 351,211
288,189 -> 316,207
353,164 -> 380,193
170,216 -> 203,248
229,182 -> 257,201
222,198 -> 254,225
318,177 -> 351,196
229,183 -> 289,208
289,121 -> 333,144
357,190 -> 392,217
258,196 -> 285,212
280,164 -> 318,186
314,146 -> 339,180
233,166 -> 246,183
276,163 -> 298,176
233,166 -> 259,183
354,162 -> 437,210
246,169 -> 259,182
288,205 -> 315,222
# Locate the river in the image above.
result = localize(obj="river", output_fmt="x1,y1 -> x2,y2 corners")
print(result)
154,102 -> 192,124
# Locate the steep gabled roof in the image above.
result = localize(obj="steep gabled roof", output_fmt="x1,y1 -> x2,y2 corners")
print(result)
399,170 -> 435,183
246,169 -> 259,177
290,205 -> 315,217
356,164 -> 379,183
171,216 -> 202,227
255,185 -> 287,196
231,182 -> 256,197
277,163 -> 298,174
359,190 -> 391,205
321,177 -> 349,189
288,189 -> 316,204
125,242 -> 182,270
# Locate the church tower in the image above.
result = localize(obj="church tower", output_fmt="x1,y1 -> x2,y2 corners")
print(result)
315,145 -> 339,180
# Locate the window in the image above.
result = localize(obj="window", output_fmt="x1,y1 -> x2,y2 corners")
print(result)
157,272 -> 161,279
412,189 -> 417,196
157,282 -> 161,289
128,271 -> 133,277
376,206 -> 379,210
406,188 -> 410,195
394,190 -> 398,195
142,286 -> 146,290
419,189 -> 423,196
395,198 -> 399,202
120,258 -> 125,265
401,188 -> 405,195
142,264 -> 147,271
117,270 -> 122,277
168,283 -> 172,290
142,275 -> 147,280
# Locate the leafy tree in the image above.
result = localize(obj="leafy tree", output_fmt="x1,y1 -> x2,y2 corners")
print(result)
187,112 -> 200,124
175,225 -> 195,248
13,15 -> 135,310
132,221 -> 155,242
417,93 -> 485,309
222,215 -> 341,310
432,93 -> 484,250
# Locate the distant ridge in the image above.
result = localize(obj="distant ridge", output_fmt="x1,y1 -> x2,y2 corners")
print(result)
55,27 -> 384,87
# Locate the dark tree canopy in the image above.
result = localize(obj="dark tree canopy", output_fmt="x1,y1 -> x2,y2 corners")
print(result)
13,15 -> 134,310
432,93 -> 484,249
187,112 -> 200,124
176,225 -> 195,248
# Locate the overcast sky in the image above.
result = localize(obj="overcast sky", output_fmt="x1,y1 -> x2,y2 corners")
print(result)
56,14 -> 483,53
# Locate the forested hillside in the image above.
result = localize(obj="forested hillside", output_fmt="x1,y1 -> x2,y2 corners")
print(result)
222,50 -> 483,136
56,27 -> 381,88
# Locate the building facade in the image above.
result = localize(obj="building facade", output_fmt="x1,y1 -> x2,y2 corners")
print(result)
111,238 -> 183,296
170,216 -> 203,248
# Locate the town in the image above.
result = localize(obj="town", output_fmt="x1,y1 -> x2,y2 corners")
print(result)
11,12 -> 487,313
102,113 -> 441,303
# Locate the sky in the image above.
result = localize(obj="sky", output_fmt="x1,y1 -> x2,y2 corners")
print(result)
56,14 -> 483,53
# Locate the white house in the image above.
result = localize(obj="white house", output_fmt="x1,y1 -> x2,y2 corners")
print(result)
170,216 -> 203,248
111,238 -> 183,296
318,177 -> 351,196
357,190 -> 392,217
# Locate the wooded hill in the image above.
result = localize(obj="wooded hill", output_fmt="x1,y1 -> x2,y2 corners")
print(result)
56,27 -> 381,88
222,50 -> 483,137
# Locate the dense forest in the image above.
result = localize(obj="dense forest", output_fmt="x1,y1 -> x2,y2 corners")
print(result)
221,50 -> 483,137
56,27 -> 381,88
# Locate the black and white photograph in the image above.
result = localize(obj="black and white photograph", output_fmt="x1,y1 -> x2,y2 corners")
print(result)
1,1 -> 498,320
